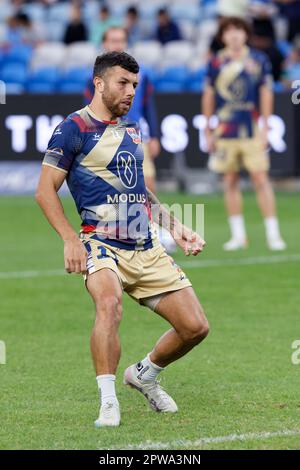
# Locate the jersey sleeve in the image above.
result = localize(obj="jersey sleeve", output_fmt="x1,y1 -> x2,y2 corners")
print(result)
43,118 -> 82,174
204,58 -> 218,89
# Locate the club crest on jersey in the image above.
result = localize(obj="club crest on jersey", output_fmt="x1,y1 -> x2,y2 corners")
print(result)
117,151 -> 137,189
126,127 -> 141,144
93,133 -> 102,141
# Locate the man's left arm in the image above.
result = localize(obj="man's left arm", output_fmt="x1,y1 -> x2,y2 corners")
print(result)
259,84 -> 274,149
259,52 -> 274,148
146,188 -> 206,256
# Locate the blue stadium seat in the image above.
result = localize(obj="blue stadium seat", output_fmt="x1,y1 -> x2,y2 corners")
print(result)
187,80 -> 204,92
5,83 -> 25,95
170,3 -> 201,22
159,66 -> 189,83
141,66 -> 160,85
22,3 -> 46,22
277,40 -> 292,58
0,3 -> 13,22
61,67 -> 91,85
3,45 -> 33,65
273,81 -> 285,93
48,2 -> 70,22
284,64 -> 300,82
26,82 -> 56,94
155,66 -> 189,91
1,63 -> 27,85
139,4 -> 160,20
186,67 -> 207,91
155,80 -> 185,93
27,67 -> 60,86
45,21 -> 66,42
190,66 -> 207,81
83,1 -> 100,23
58,82 -> 85,93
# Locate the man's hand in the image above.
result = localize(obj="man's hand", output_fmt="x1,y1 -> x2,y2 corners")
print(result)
148,138 -> 161,159
173,225 -> 206,256
205,128 -> 216,154
260,125 -> 270,151
64,237 -> 87,274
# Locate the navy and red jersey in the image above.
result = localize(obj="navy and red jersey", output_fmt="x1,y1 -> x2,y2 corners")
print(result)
205,46 -> 273,139
43,106 -> 158,251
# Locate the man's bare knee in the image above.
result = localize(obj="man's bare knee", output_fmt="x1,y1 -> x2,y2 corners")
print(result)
180,312 -> 209,345
251,172 -> 269,191
224,173 -> 239,191
95,294 -> 123,324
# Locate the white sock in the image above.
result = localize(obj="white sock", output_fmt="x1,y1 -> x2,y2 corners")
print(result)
264,216 -> 281,240
135,353 -> 164,383
96,374 -> 118,405
228,215 -> 246,241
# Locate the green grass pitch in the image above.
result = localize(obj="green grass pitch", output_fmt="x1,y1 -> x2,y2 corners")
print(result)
0,191 -> 299,450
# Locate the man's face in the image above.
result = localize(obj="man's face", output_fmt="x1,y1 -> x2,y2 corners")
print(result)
158,13 -> 168,27
222,26 -> 247,50
99,66 -> 138,117
103,29 -> 128,53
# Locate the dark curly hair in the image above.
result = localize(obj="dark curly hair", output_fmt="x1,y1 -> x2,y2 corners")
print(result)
93,51 -> 139,79
217,16 -> 252,45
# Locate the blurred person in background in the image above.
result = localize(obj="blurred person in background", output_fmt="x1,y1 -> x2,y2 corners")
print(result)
202,17 -> 286,251
250,12 -> 284,82
125,5 -> 145,47
281,36 -> 300,87
210,1 -> 280,65
63,2 -> 87,45
89,4 -> 120,46
4,11 -> 44,47
248,0 -> 277,40
276,0 -> 300,42
210,16 -> 226,56
83,26 -> 176,252
217,0 -> 250,18
155,8 -> 182,44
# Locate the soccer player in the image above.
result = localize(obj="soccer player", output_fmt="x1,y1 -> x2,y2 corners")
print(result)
84,26 -> 176,253
36,52 -> 209,428
202,17 -> 286,251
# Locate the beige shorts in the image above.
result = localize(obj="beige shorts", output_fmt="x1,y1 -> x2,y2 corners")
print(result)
81,234 -> 191,304
209,138 -> 270,174
143,143 -> 156,179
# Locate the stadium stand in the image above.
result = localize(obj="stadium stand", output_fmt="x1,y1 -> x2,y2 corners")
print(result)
0,0 -> 298,94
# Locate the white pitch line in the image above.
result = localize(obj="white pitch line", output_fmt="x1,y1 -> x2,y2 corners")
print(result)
0,254 -> 299,280
0,269 -> 66,279
180,253 -> 300,269
112,428 -> 300,450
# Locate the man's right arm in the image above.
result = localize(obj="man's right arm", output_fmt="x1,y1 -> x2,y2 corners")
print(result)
202,84 -> 216,154
35,165 -> 87,274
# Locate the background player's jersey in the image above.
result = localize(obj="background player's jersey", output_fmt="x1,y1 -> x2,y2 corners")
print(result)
43,106 -> 157,251
205,46 -> 273,139
84,67 -> 159,141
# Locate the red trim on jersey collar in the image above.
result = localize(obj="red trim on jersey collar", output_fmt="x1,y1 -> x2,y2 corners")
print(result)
86,106 -> 118,125
101,119 -> 118,124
